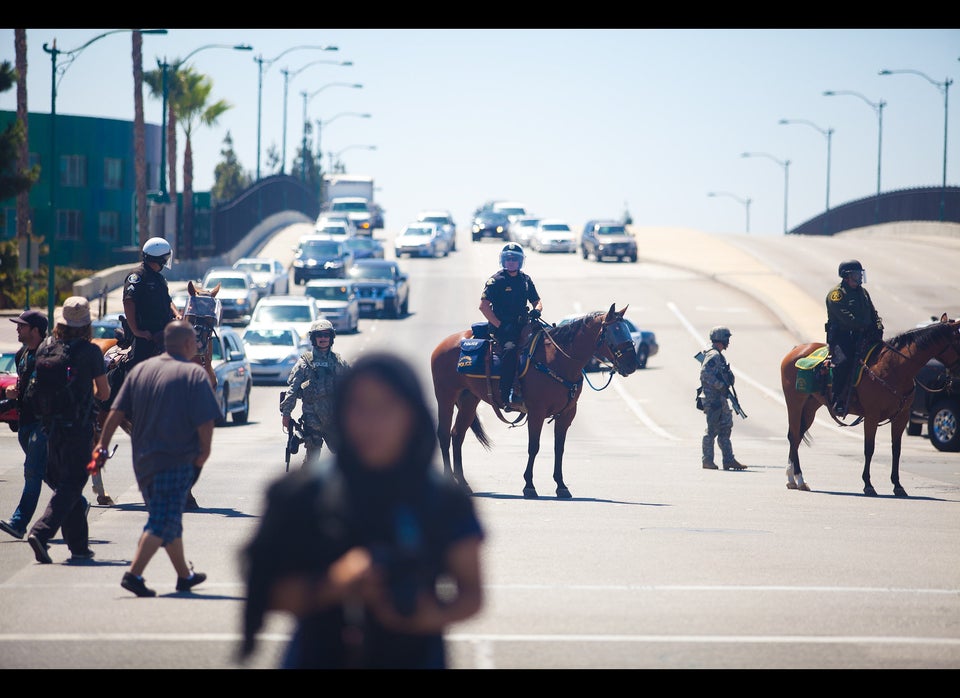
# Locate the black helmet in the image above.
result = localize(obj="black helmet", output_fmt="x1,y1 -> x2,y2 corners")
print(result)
838,259 -> 864,277
500,243 -> 525,270
709,326 -> 732,343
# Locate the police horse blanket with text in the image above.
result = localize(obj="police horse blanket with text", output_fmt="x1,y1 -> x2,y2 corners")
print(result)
780,314 -> 960,496
431,304 -> 639,499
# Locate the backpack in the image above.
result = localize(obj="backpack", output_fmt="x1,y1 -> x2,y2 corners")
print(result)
24,337 -> 82,420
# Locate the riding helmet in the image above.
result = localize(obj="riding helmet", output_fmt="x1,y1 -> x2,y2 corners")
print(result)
142,237 -> 172,268
500,243 -> 525,270
709,326 -> 732,343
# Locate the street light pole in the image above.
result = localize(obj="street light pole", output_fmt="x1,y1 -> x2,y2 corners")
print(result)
299,83 -> 364,181
707,191 -> 752,233
42,29 -> 167,323
314,112 -> 371,184
331,144 -> 377,173
779,118 -> 833,233
741,152 -> 790,234
823,90 -> 886,223
279,60 -> 353,174
254,45 -> 338,181
880,68 -> 953,221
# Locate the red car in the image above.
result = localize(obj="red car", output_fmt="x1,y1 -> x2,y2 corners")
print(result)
1,350 -> 18,431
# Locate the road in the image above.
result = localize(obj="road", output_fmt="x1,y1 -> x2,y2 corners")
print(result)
1,223 -> 958,669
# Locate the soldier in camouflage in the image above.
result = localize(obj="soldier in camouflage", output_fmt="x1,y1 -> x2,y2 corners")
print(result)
280,319 -> 350,468
698,326 -> 747,471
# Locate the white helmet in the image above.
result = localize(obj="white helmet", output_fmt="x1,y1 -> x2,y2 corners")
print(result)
143,237 -> 172,268
308,318 -> 336,345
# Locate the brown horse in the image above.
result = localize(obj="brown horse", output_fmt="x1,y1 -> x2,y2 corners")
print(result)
431,304 -> 639,499
780,313 -> 960,497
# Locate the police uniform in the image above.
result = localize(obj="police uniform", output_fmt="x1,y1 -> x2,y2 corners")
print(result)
280,346 -> 350,467
699,347 -> 738,468
123,263 -> 175,366
825,281 -> 881,408
480,269 -> 540,404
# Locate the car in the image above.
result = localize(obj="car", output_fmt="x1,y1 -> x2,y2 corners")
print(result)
232,257 -> 289,295
530,219 -> 577,253
348,259 -> 410,318
1,348 -> 18,431
171,289 -> 190,315
313,220 -> 353,242
343,235 -> 385,260
416,209 -> 457,252
394,221 -> 448,258
209,324 -> 253,426
200,268 -> 260,326
490,200 -> 529,224
508,215 -> 541,247
580,219 -> 638,262
248,296 -> 321,340
471,209 -> 510,242
241,324 -> 309,385
303,279 -> 361,334
559,314 -> 658,370
91,312 -> 124,341
325,196 -> 375,235
315,213 -> 358,237
908,358 -> 959,451
291,235 -> 354,284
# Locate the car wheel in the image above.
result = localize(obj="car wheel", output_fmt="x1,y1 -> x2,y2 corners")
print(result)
906,421 -> 923,436
401,297 -> 409,316
232,383 -> 250,424
629,254 -> 638,263
635,344 -> 649,369
215,387 -> 229,427
391,298 -> 402,318
928,397 -> 960,451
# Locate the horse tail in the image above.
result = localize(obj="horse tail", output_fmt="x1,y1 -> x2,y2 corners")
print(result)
470,415 -> 492,451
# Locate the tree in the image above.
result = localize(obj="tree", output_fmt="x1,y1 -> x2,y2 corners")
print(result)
14,29 -> 34,258
211,131 -> 251,204
172,65 -> 230,259
0,59 -> 39,202
144,59 -> 184,203
264,144 -> 281,176
132,30 -> 150,245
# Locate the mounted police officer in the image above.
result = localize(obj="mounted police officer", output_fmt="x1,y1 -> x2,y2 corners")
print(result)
698,326 -> 747,471
825,259 -> 883,417
479,243 -> 543,411
281,319 -> 350,468
122,237 -> 181,372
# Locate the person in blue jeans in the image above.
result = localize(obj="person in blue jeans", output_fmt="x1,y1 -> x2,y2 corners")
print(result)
0,310 -> 50,540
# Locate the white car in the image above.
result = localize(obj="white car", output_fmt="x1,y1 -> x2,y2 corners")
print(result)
315,213 -> 357,237
232,257 -> 289,295
241,324 -> 308,385
491,200 -> 528,224
248,296 -> 320,340
314,220 -> 353,242
530,219 -> 577,253
303,279 -> 361,334
394,221 -> 448,258
416,209 -> 457,252
508,215 -> 541,247
200,267 -> 260,325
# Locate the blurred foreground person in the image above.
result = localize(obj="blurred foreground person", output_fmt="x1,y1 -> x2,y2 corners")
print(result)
241,352 -> 485,669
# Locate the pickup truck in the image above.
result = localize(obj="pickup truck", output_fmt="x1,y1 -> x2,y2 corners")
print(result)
347,259 -> 409,318
326,196 -> 375,235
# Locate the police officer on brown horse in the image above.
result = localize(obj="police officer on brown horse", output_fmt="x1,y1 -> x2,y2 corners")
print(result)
825,259 -> 883,417
123,237 -> 182,372
479,243 -> 543,411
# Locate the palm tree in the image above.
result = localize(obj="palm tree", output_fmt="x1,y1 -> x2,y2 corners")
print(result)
132,30 -> 150,245
172,65 -> 230,259
14,30 -> 32,256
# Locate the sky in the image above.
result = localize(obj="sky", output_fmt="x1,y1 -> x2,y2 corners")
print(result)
2,28 -> 958,237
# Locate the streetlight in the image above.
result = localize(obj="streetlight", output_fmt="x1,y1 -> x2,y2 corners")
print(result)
741,152 -> 791,234
779,118 -> 833,212
329,144 -> 377,173
254,45 -> 339,181
823,89 -> 886,222
299,83 -> 364,179
707,191 -> 752,234
158,43 -> 253,199
879,68 -> 953,221
42,29 -> 167,323
279,62 -> 354,174
315,112 -> 371,180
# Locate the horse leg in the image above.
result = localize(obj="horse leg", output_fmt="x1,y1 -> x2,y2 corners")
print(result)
522,417 -> 545,499
552,408 -> 576,499
861,419 -> 879,496
451,392 -> 480,493
890,412 -> 910,498
786,397 -> 816,491
435,391 -> 456,479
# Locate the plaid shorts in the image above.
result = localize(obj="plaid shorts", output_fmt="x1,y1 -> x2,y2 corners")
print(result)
141,462 -> 195,544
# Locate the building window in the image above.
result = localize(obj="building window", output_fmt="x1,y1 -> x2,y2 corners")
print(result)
0,207 -> 15,240
104,158 -> 123,190
56,210 -> 82,241
98,211 -> 120,243
61,155 -> 87,187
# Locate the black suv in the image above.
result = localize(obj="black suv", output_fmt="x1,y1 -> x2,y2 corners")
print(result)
908,358 -> 959,451
471,208 -> 510,241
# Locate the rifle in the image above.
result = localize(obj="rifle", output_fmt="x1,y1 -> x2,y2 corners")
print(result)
693,351 -> 747,419
281,389 -> 305,472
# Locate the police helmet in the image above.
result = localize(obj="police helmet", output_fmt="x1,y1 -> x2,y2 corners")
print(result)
838,259 -> 864,277
500,243 -> 525,270
308,318 -> 336,344
142,237 -> 172,268
709,326 -> 732,343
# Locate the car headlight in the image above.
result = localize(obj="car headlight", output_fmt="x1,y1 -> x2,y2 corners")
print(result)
293,259 -> 304,268
236,299 -> 248,307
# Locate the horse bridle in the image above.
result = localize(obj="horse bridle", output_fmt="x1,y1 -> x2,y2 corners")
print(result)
591,319 -> 636,378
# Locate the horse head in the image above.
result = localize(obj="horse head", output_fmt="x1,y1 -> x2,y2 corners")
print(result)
931,312 -> 960,371
595,303 -> 640,377
184,280 -> 222,357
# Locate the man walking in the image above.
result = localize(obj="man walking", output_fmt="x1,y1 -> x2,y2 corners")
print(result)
0,310 -> 49,540
94,320 -> 220,597
698,326 -> 747,471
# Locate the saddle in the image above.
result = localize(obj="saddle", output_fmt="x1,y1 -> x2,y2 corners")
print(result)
457,322 -> 540,382
794,343 -> 880,396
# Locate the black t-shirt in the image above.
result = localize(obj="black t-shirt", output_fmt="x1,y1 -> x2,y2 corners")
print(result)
480,269 -> 540,326
14,345 -> 38,426
123,263 -> 173,332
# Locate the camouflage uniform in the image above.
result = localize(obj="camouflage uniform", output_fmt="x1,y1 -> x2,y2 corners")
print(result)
280,346 -> 350,468
699,346 -> 737,468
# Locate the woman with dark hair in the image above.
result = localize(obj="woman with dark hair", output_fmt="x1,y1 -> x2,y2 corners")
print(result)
240,351 -> 485,669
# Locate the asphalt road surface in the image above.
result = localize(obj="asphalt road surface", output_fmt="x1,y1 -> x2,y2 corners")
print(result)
1,224 -> 958,669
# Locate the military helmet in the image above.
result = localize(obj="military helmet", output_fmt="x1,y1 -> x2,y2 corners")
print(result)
838,259 -> 864,277
142,236 -> 172,268
308,318 -> 336,344
500,242 -> 525,270
709,326 -> 732,343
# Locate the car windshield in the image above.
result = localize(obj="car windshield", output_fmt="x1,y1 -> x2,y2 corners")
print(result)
255,304 -> 313,323
206,275 -> 247,289
542,224 -> 570,232
243,329 -> 296,346
598,225 -> 627,235
346,238 -> 373,250
403,226 -> 433,237
317,226 -> 347,236
420,216 -> 449,225
350,264 -> 395,281
331,201 -> 368,212
301,241 -> 341,256
305,285 -> 351,301
1,352 -> 17,373
235,261 -> 271,273
91,323 -> 119,339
